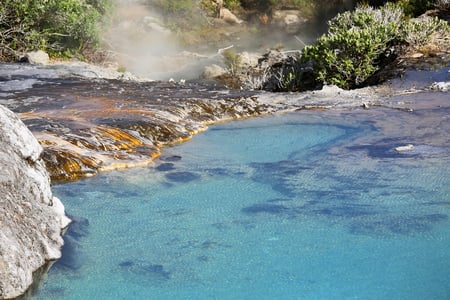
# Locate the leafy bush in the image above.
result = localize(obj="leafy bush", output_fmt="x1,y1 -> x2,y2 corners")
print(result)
0,0 -> 111,61
224,0 -> 242,10
222,48 -> 242,75
268,55 -> 317,91
403,15 -> 450,46
299,4 -> 404,89
269,1 -> 449,91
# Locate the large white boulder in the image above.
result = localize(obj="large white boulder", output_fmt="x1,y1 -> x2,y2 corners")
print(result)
0,105 -> 70,299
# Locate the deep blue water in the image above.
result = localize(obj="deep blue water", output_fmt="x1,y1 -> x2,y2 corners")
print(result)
36,113 -> 450,300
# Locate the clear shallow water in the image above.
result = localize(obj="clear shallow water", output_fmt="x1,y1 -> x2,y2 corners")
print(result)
36,113 -> 450,300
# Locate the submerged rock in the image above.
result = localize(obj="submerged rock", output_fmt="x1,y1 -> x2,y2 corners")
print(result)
241,203 -> 289,215
118,260 -> 171,284
156,163 -> 176,171
165,171 -> 201,183
0,105 -> 70,299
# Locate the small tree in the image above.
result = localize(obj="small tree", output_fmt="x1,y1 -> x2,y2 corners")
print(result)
222,48 -> 242,75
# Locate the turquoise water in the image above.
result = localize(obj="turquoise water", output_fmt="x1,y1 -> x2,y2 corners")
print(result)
36,113 -> 450,300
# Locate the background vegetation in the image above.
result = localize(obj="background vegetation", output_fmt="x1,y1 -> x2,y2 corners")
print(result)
268,1 -> 450,91
300,3 -> 405,89
0,0 -> 448,94
0,0 -> 111,61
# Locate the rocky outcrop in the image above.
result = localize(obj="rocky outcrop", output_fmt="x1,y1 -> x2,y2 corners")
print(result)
0,105 -> 70,299
201,64 -> 227,79
219,8 -> 243,24
3,75 -> 267,181
272,10 -> 308,33
21,50 -> 50,65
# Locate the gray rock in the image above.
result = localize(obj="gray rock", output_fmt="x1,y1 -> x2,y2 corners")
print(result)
239,52 -> 261,68
23,50 -> 50,65
272,10 -> 308,33
201,64 -> 227,79
219,8 -> 243,24
0,105 -> 70,299
142,16 -> 171,35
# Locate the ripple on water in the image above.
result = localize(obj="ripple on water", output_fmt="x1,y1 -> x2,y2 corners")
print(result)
40,112 -> 450,300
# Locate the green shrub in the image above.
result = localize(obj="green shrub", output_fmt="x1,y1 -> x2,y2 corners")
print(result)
274,1 -> 450,91
403,15 -> 450,46
0,0 -> 111,61
299,3 -> 405,89
224,0 -> 242,9
223,48 -> 242,75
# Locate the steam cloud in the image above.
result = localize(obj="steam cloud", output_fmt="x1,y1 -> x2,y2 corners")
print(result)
103,0 -> 345,81
104,1 -> 187,80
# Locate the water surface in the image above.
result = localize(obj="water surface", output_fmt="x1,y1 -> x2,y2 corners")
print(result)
36,112 -> 450,299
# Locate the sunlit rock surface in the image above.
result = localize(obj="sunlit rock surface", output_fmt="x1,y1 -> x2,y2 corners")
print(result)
0,105 -> 70,299
22,50 -> 50,65
0,64 -> 268,181
0,61 -> 448,182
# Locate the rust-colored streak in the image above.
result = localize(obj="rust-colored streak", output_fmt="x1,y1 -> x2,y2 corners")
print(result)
91,126 -> 144,150
14,82 -> 263,182
19,96 -> 155,124
42,148 -> 101,181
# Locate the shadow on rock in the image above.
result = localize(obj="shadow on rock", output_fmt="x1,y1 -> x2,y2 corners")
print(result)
52,215 -> 89,272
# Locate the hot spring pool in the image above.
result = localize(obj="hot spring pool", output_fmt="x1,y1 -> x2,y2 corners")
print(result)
35,112 -> 450,299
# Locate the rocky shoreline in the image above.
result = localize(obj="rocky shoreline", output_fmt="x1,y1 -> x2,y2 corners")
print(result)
0,66 -> 385,182
1,59 -> 449,183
